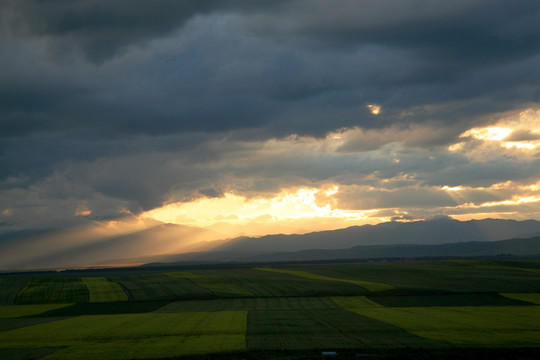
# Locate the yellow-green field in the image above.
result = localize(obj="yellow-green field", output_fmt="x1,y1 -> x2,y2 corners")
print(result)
1,260 -> 540,359
82,278 -> 128,302
501,292 -> 540,305
255,267 -> 394,291
343,305 -> 540,347
0,311 -> 247,360
166,271 -> 253,296
331,295 -> 383,308
0,304 -> 71,318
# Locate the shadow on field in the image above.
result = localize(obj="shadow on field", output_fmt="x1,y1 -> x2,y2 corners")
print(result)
169,347 -> 540,360
29,300 -> 171,316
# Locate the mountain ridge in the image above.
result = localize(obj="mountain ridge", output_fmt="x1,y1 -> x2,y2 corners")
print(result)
3,217 -> 540,269
211,218 -> 540,253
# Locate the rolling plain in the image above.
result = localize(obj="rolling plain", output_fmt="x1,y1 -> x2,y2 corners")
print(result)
1,259 -> 540,359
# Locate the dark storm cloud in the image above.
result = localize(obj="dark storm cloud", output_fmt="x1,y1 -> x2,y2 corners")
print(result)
247,0 -> 540,63
1,0 -> 285,62
1,0 -> 539,139
2,0 -> 540,234
0,132 -> 212,185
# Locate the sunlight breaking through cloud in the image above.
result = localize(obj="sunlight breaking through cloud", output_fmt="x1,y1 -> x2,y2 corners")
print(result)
367,104 -> 381,115
452,108 -> 540,152
143,186 -> 380,233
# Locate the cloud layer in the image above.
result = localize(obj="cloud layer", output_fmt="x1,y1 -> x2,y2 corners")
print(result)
1,1 -> 540,235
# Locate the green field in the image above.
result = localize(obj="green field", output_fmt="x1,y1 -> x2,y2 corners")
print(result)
197,268 -> 367,297
501,292 -> 540,304
110,274 -> 212,301
16,279 -> 89,304
0,304 -> 70,318
156,296 -> 338,313
344,305 -> 540,347
255,267 -> 394,292
0,278 -> 29,305
166,271 -> 254,297
82,278 -> 128,302
1,260 -> 540,359
293,261 -> 540,292
0,311 -> 247,360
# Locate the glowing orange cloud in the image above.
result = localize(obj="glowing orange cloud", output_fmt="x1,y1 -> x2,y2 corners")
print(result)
142,186 -> 382,235
451,108 -> 540,152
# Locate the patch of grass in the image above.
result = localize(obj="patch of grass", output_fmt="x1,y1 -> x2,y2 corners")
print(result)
15,279 -> 89,304
256,267 -> 394,292
247,308 -> 447,350
36,301 -> 172,316
156,296 -> 338,313
0,346 -> 64,360
82,278 -> 128,302
0,304 -> 71,318
0,278 -> 29,305
501,293 -> 540,305
166,272 -> 254,297
111,275 -> 212,301
298,262 -> 540,293
0,317 -> 69,332
45,336 -> 246,360
204,269 -> 367,297
366,293 -> 532,307
446,260 -> 540,274
331,296 -> 383,308
0,311 -> 247,360
346,306 -> 540,347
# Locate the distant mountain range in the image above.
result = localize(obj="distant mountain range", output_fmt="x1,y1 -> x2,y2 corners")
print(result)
225,236 -> 540,263
211,217 -> 540,253
134,217 -> 540,265
2,217 -> 540,269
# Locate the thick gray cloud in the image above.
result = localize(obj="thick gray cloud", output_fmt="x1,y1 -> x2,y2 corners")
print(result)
2,0 -> 540,138
2,0 -> 285,62
1,1 -> 540,234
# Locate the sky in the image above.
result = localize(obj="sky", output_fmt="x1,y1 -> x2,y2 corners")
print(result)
2,0 -> 540,239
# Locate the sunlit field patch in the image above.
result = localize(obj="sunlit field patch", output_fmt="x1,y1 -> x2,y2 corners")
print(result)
0,311 -> 247,360
82,278 -> 128,302
346,306 -> 540,347
256,267 -> 394,292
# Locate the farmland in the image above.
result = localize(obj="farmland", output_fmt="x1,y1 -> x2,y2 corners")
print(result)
0,260 -> 540,359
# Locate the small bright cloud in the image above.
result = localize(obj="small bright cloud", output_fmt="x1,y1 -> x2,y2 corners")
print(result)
75,205 -> 92,217
462,127 -> 512,141
367,104 -> 381,115
442,186 -> 462,191
455,108 -> 540,151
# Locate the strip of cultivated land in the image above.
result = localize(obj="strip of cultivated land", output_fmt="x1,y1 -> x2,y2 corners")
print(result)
0,260 -> 540,359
